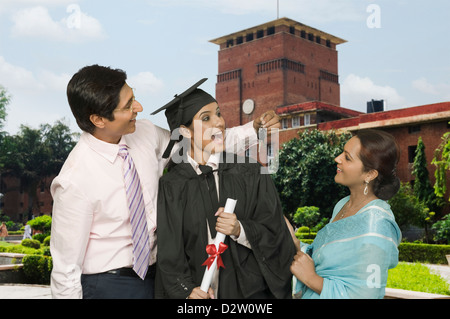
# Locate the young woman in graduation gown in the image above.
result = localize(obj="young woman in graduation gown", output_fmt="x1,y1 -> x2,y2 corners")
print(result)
154,82 -> 296,299
289,130 -> 402,299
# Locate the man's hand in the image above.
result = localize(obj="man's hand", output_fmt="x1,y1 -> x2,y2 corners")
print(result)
253,110 -> 281,134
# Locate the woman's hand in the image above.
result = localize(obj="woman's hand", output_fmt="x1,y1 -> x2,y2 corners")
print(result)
215,207 -> 241,237
290,251 -> 323,295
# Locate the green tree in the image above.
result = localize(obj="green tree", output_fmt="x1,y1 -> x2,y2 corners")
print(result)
1,120 -> 78,218
0,85 -> 10,131
388,182 -> 434,242
0,85 -> 11,177
272,129 -> 351,219
293,206 -> 320,234
432,126 -> 450,202
412,137 -> 439,212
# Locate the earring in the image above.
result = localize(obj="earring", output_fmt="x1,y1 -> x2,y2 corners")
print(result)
364,181 -> 369,196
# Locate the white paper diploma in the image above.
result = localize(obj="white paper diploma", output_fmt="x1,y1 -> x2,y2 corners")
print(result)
200,198 -> 237,293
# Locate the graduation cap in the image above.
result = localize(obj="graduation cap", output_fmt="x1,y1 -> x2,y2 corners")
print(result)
151,78 -> 217,158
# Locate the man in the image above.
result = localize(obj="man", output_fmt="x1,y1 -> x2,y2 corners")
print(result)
50,65 -> 280,299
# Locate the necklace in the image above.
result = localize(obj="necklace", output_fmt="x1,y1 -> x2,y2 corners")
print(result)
337,198 -> 368,220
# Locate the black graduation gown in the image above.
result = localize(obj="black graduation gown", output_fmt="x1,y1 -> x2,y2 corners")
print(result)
155,153 -> 296,299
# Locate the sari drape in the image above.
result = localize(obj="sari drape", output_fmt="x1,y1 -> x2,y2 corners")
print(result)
293,197 -> 401,299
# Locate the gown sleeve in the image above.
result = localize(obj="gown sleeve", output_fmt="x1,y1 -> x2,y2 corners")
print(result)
155,178 -> 197,299
237,167 -> 296,298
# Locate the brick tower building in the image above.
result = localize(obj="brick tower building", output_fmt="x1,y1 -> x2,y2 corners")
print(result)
209,17 -> 347,127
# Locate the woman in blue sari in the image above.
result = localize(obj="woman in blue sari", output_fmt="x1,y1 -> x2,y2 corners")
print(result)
290,129 -> 401,299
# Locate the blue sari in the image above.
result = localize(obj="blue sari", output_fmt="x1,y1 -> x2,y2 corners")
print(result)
293,196 -> 401,299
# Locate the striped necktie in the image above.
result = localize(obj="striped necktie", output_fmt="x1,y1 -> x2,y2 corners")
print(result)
118,144 -> 150,279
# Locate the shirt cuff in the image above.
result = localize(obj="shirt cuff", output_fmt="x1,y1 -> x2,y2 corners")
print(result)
230,221 -> 252,249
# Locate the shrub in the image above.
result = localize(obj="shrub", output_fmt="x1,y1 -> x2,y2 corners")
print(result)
296,231 -> 317,240
297,226 -> 310,233
399,242 -> 450,264
43,236 -> 51,247
432,215 -> 450,244
22,255 -> 52,285
293,206 -> 320,234
27,215 -> 51,234
32,233 -> 47,243
21,239 -> 41,249
312,217 -> 329,232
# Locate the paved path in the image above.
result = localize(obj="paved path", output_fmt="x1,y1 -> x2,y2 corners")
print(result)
0,284 -> 51,299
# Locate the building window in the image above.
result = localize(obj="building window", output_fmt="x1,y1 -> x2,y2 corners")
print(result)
408,125 -> 421,134
408,145 -> 417,163
316,36 -> 321,44
300,30 -> 306,38
281,118 -> 289,129
289,26 -> 295,35
326,39 -> 331,48
267,144 -> 273,158
257,29 -> 264,38
246,33 -> 254,42
292,116 -> 300,128
236,36 -> 243,45
320,70 -> 339,84
217,69 -> 241,83
304,114 -> 311,126
308,33 -> 314,41
226,39 -> 234,48
267,26 -> 275,35
256,58 -> 304,74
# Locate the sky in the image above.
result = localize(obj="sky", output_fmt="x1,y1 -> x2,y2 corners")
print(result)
0,0 -> 449,135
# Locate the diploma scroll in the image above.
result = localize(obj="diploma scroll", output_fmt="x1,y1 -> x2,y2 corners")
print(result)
200,198 -> 237,293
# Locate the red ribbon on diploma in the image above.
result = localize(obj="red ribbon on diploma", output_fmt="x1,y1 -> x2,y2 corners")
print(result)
202,242 -> 228,270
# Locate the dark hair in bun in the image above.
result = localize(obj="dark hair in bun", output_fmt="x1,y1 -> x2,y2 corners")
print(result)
356,129 -> 400,200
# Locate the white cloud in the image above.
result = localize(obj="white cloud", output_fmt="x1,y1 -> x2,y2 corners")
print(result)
412,77 -> 450,100
10,5 -> 105,43
0,56 -> 41,91
128,72 -> 164,95
341,74 -> 406,112
0,56 -> 75,134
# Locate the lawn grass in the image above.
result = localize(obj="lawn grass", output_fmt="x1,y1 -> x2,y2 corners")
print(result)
387,262 -> 450,296
0,241 -> 41,255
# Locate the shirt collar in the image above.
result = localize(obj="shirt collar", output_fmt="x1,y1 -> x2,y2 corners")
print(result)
187,152 -> 220,175
82,132 -> 128,164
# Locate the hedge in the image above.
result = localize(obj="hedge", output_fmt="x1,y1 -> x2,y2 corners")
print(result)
398,243 -> 450,265
22,255 -> 53,285
298,236 -> 450,264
